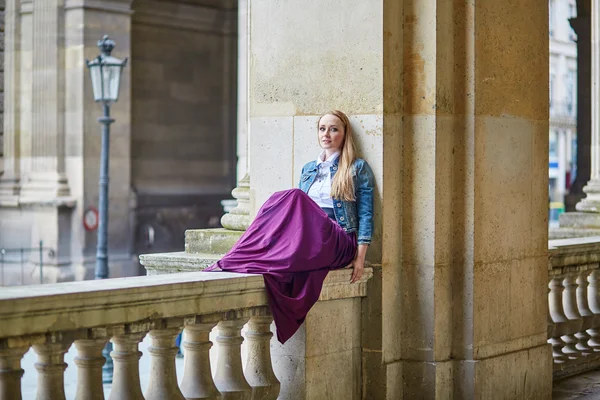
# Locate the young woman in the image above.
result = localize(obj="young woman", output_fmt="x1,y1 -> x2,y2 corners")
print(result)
206,110 -> 374,344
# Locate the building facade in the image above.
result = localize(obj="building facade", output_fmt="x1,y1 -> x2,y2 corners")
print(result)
0,0 -> 239,283
549,0 -> 578,218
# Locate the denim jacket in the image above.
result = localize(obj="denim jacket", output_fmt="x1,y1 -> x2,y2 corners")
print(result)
299,157 -> 374,245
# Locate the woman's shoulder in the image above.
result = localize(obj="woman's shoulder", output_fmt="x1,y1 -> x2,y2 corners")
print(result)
302,160 -> 317,170
353,158 -> 372,170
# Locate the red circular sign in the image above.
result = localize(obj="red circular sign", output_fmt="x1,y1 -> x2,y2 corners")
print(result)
83,207 -> 99,231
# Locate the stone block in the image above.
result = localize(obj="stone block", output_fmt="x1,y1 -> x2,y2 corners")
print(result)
249,117 -> 294,212
185,228 -> 244,255
559,211 -> 600,228
400,359 -> 453,399
471,344 -> 552,399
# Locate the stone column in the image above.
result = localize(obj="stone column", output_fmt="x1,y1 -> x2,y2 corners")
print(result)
180,323 -> 220,400
0,347 -> 29,399
248,0 -> 551,398
19,0 -> 70,200
73,339 -> 107,400
108,333 -> 145,400
565,14 -> 592,210
221,0 -> 252,231
33,341 -> 72,400
213,319 -> 252,399
576,0 -> 600,212
144,328 -> 186,400
0,0 -> 22,201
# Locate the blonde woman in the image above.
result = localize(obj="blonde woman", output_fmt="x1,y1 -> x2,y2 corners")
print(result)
207,110 -> 374,344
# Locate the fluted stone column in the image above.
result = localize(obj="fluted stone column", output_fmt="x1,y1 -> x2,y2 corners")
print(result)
144,328 -> 186,400
0,347 -> 29,399
0,0 -> 22,201
33,341 -> 72,400
180,323 -> 220,400
575,0 -> 600,212
214,319 -> 252,399
108,333 -> 145,400
74,339 -> 108,400
19,0 -> 70,200
222,0 -> 252,231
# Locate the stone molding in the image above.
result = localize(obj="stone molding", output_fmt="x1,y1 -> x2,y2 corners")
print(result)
132,0 -> 236,35
64,0 -> 133,14
0,268 -> 372,341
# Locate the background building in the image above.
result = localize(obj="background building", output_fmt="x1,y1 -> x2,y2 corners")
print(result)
0,0 -> 239,283
549,0 -> 578,224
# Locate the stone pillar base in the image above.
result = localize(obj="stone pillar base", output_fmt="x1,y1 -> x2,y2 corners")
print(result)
393,345 -> 552,399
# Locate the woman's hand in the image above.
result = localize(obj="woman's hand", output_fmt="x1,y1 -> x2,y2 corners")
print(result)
350,244 -> 369,283
350,257 -> 364,283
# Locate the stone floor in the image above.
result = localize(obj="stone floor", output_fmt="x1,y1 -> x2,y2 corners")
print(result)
553,369 -> 600,399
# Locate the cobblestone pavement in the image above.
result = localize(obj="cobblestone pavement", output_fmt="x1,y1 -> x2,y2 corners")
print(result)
553,369 -> 600,400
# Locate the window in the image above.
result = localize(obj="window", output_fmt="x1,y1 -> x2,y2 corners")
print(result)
550,72 -> 555,110
569,2 -> 577,41
549,0 -> 555,37
565,70 -> 576,115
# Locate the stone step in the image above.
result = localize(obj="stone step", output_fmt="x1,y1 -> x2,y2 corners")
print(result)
559,212 -> 600,229
139,251 -> 221,275
185,228 -> 244,255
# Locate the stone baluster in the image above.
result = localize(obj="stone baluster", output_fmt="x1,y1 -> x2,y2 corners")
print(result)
562,273 -> 584,359
549,277 -> 569,363
244,315 -> 280,400
144,328 -> 185,400
576,270 -> 595,355
587,269 -> 600,351
180,323 -> 220,400
108,333 -> 146,400
33,341 -> 72,400
74,339 -> 108,400
214,319 -> 252,399
0,347 -> 29,399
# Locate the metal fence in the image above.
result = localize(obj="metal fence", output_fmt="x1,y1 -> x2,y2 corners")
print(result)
0,241 -> 55,286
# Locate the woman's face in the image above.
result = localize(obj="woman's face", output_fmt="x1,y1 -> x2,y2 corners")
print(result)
318,114 -> 345,153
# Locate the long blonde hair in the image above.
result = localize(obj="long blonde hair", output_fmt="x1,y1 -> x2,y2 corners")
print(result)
318,110 -> 357,201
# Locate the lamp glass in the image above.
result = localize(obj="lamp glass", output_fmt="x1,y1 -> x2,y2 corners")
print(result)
88,55 -> 125,103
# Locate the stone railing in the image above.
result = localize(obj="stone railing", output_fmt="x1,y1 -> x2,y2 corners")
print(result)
0,268 -> 372,399
548,236 -> 600,380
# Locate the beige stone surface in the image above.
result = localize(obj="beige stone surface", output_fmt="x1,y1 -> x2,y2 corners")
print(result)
471,345 -> 552,399
249,0 -> 382,116
249,117 -> 294,211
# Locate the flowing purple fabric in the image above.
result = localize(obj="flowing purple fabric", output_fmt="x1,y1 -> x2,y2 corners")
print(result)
205,188 -> 357,343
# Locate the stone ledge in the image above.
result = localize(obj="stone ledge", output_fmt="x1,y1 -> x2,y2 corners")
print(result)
140,251 -> 219,274
185,228 -> 244,255
548,236 -> 600,270
0,267 -> 372,341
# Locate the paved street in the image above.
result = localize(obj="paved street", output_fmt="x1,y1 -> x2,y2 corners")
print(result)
553,369 -> 600,400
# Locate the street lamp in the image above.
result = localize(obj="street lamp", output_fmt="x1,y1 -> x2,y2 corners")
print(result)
86,35 -> 127,384
86,35 -> 127,280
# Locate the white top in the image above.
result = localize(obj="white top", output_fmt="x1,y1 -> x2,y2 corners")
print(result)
307,151 -> 340,208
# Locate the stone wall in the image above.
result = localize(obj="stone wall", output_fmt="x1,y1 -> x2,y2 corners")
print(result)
130,0 -> 238,257
0,0 -> 4,165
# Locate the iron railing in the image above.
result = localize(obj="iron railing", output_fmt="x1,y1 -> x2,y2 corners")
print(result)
0,241 -> 55,286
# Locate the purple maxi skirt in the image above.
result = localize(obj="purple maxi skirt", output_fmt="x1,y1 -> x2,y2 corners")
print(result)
205,188 -> 357,344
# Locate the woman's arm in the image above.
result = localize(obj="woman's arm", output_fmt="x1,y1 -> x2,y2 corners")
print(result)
351,160 -> 375,283
350,244 -> 368,283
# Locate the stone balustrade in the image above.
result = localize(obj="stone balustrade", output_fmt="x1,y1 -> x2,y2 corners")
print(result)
548,236 -> 600,379
0,267 -> 372,399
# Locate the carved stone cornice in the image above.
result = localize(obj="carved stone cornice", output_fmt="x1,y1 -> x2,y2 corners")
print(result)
64,0 -> 133,14
133,0 -> 236,35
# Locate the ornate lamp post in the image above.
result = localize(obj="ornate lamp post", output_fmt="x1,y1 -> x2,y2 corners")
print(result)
86,35 -> 127,280
86,35 -> 127,383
